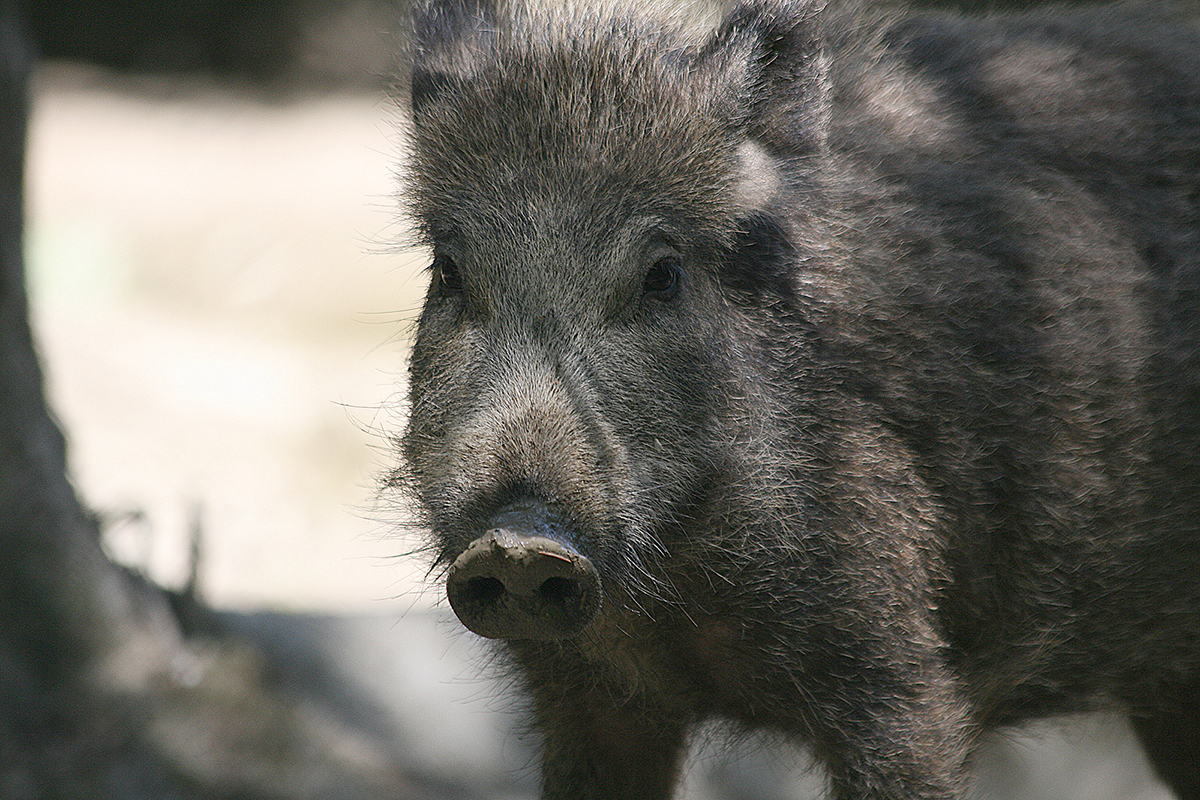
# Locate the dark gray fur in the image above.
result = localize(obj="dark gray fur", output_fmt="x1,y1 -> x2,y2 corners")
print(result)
396,0 -> 1200,797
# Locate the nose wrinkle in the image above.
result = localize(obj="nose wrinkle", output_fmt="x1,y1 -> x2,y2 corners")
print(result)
452,333 -> 628,524
456,347 -> 590,505
549,343 -> 627,478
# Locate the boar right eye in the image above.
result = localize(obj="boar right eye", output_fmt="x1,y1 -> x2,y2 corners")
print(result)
643,255 -> 682,301
433,254 -> 462,293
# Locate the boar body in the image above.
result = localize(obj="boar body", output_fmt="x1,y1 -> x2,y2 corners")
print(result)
398,1 -> 1200,798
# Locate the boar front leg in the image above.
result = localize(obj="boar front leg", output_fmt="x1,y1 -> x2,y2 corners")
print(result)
784,635 -> 975,800
533,698 -> 688,800
514,650 -> 690,800
817,710 -> 973,800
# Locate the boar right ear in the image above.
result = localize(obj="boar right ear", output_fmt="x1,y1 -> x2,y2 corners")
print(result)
406,0 -> 498,113
701,0 -> 830,156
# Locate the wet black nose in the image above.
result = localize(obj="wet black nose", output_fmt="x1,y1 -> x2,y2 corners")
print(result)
446,501 -> 601,640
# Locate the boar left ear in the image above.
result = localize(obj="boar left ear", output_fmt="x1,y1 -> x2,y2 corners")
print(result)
701,0 -> 830,155
406,0 -> 498,114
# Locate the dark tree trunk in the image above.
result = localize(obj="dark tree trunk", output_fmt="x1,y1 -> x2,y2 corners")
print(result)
0,7 -> 208,796
0,8 -> 426,798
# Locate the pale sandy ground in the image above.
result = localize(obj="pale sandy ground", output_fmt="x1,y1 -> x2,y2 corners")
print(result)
27,64 -> 431,613
24,65 -> 1177,800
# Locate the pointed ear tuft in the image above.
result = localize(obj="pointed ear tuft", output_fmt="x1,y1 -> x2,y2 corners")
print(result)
704,0 -> 831,155
407,0 -> 498,114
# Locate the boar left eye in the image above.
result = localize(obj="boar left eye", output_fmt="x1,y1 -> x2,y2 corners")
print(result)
433,253 -> 462,293
643,255 -> 682,301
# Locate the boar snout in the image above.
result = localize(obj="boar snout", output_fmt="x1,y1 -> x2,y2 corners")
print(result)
446,501 -> 602,640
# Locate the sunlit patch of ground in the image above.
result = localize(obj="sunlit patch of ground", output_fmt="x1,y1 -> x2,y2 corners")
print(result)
27,64 -> 432,613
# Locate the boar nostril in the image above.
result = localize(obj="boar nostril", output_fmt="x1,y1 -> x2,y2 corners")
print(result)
465,576 -> 506,603
539,575 -> 579,604
445,502 -> 602,640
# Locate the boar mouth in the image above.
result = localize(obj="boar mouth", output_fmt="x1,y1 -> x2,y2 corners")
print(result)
445,500 -> 602,640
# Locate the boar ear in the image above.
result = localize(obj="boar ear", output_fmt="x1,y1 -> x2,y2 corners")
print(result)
702,0 -> 830,155
406,0 -> 498,114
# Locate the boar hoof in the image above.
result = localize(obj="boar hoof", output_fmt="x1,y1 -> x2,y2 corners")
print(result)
446,503 -> 601,640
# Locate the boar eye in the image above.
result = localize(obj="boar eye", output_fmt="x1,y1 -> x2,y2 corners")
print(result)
643,255 -> 682,301
433,253 -> 462,292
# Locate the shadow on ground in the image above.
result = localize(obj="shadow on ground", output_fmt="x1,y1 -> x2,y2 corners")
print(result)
197,604 -> 1172,800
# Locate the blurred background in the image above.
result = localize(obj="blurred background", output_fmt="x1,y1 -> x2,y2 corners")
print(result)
10,1 -> 1181,798
26,0 -> 422,616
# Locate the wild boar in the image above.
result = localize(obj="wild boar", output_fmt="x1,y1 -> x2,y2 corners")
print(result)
395,0 -> 1200,797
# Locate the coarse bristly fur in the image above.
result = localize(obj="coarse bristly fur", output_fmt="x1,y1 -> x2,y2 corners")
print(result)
393,0 -> 1200,797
